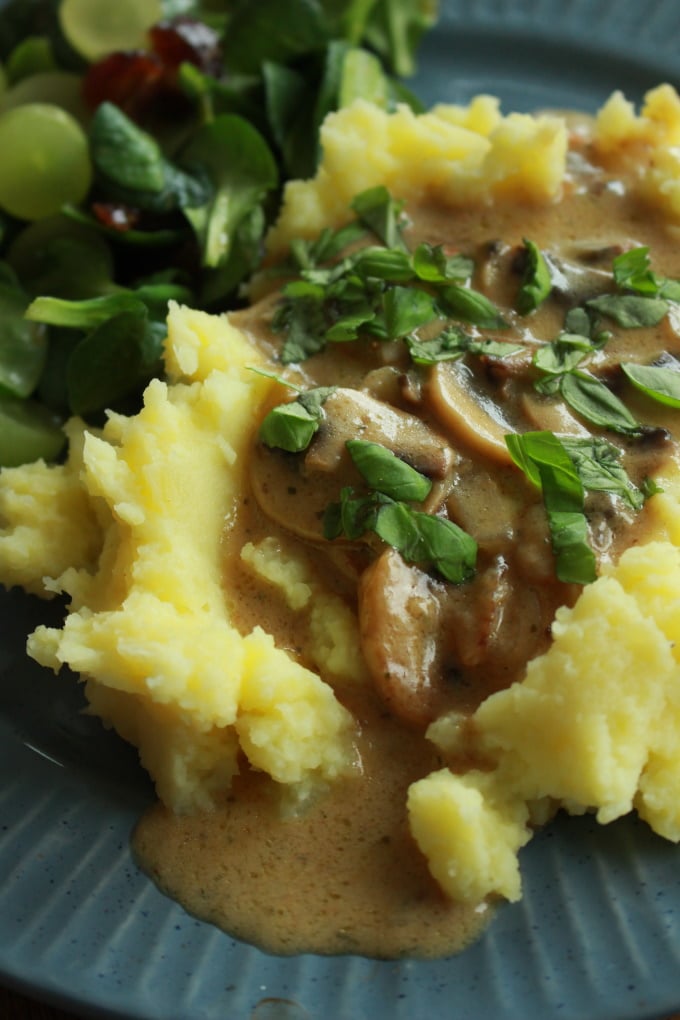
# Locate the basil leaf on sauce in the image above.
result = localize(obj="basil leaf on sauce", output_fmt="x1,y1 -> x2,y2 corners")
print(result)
376,285 -> 439,339
438,284 -> 507,328
505,430 -> 597,584
259,386 -> 336,452
350,185 -> 408,251
586,293 -> 669,328
516,239 -> 552,314
406,328 -> 523,365
621,362 -> 680,408
346,438 -> 432,501
374,502 -> 477,583
559,435 -> 645,511
412,243 -> 474,284
559,371 -> 642,435
324,488 -> 477,583
612,246 -> 661,295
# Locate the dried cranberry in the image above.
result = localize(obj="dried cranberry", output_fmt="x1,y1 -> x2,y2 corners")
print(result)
82,51 -> 167,117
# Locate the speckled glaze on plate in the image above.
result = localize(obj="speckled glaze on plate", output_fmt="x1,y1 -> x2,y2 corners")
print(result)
3,2 -> 680,1018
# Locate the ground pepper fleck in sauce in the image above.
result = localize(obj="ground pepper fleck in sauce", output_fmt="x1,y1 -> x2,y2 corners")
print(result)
134,131 -> 680,958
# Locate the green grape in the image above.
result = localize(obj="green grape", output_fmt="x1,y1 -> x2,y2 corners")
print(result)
0,103 -> 92,221
0,71 -> 89,124
6,36 -> 56,84
58,0 -> 163,62
0,394 -> 65,467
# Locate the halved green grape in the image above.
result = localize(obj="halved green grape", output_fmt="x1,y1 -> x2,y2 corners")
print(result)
5,36 -> 56,84
0,393 -> 65,466
58,0 -> 163,62
0,103 -> 92,220
0,71 -> 89,124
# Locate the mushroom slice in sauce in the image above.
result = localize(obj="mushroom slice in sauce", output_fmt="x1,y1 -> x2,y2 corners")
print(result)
424,361 -> 519,464
249,387 -> 456,543
305,387 -> 455,480
358,547 -> 443,728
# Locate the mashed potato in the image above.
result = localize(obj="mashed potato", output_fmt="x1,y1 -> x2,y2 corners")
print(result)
3,85 -> 680,914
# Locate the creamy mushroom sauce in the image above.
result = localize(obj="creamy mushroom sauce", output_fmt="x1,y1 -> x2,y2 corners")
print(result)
134,129 -> 680,958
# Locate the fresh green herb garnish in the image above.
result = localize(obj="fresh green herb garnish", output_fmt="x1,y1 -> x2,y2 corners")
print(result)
345,438 -> 432,501
323,438 -> 477,583
406,327 -> 523,364
516,239 -> 552,313
621,362 -> 680,409
506,431 -> 597,584
259,384 -> 335,452
437,284 -> 507,328
324,487 -> 477,583
558,371 -> 642,435
412,243 -> 474,284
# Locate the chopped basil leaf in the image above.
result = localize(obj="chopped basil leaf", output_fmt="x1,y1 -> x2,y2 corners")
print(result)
621,362 -> 680,408
376,285 -> 438,339
350,186 -> 408,251
505,430 -> 596,584
438,284 -> 507,328
559,370 -> 642,435
406,327 -> 523,365
547,510 -> 596,585
274,293 -> 328,363
259,385 -> 336,452
412,243 -> 474,284
516,239 -> 552,314
346,439 -> 432,501
259,400 -> 320,452
586,293 -> 669,328
352,246 -> 414,282
559,436 -> 645,510
612,246 -> 660,295
533,333 -> 594,376
374,502 -> 477,583
324,487 -> 477,583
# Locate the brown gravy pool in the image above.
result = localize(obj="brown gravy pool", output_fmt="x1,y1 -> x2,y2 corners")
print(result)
134,699 -> 490,958
134,129 -> 680,958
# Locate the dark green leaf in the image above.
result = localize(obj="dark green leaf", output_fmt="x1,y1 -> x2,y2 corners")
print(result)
259,399 -> 320,452
346,438 -> 432,501
505,430 -> 596,584
559,435 -> 644,510
351,186 -> 408,251
90,102 -> 166,193
0,265 -> 45,398
621,362 -> 680,408
66,309 -> 155,416
180,114 -> 278,269
586,293 -> 668,327
378,285 -> 438,339
439,284 -> 507,328
376,505 -> 477,583
516,238 -> 552,313
560,371 -> 641,434
412,243 -> 474,283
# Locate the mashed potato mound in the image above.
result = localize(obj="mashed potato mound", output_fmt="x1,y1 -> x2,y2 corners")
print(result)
3,86 -> 680,903
1,304 -> 355,811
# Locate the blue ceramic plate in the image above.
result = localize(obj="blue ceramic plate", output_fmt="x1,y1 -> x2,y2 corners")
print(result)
3,2 -> 680,1017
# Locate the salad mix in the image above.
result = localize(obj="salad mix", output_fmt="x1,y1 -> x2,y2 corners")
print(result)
0,0 -> 437,466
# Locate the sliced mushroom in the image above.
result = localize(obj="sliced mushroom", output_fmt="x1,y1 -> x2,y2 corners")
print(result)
424,361 -> 518,464
305,387 -> 455,480
520,390 -> 590,435
250,387 -> 456,544
358,548 -> 443,728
